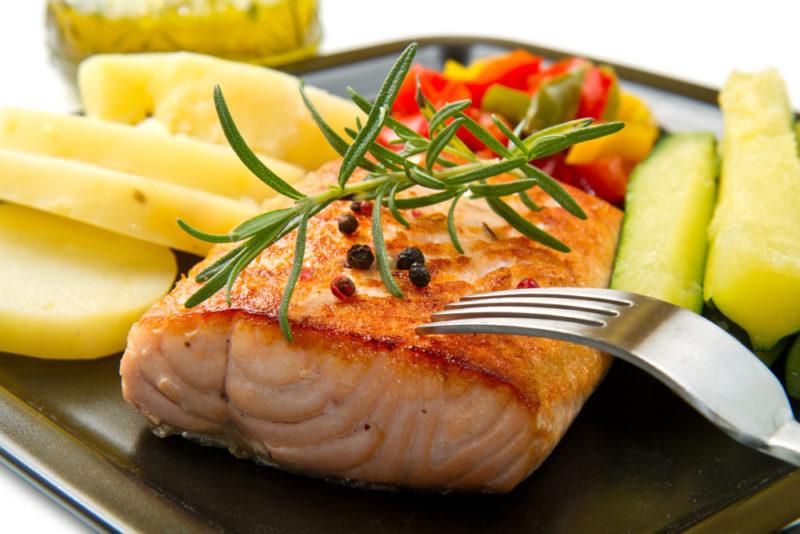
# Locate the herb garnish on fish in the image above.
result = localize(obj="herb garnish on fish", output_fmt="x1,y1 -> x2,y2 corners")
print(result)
178,42 -> 624,340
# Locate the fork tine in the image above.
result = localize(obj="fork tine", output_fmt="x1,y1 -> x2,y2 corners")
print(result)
460,287 -> 634,307
431,305 -> 607,327
444,297 -> 619,317
416,317 -> 603,347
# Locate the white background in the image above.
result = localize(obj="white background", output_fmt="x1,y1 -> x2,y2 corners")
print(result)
0,1 -> 798,531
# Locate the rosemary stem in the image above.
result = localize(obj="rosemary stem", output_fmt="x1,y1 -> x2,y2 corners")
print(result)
304,159 -> 506,208
435,160 -> 495,179
308,175 -> 392,205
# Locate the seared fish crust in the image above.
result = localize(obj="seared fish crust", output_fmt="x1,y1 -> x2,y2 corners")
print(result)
121,164 -> 622,492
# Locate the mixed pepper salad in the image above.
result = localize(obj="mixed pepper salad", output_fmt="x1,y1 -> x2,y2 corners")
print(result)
379,50 -> 659,205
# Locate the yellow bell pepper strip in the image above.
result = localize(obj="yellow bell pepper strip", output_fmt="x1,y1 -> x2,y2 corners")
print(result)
566,92 -> 659,165
443,58 -> 488,80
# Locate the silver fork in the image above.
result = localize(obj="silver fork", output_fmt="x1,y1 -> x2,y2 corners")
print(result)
416,287 -> 800,467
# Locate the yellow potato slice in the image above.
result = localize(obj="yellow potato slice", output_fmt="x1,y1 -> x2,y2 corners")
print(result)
78,51 -> 364,170
0,148 -> 257,255
0,203 -> 176,359
0,107 -> 306,203
705,69 -> 800,349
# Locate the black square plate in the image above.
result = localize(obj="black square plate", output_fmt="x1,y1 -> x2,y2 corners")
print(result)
1,36 -> 798,533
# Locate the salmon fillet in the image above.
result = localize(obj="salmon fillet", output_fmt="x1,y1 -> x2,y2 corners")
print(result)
121,163 -> 622,493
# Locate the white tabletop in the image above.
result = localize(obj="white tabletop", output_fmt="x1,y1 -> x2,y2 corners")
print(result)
1,1 -> 798,531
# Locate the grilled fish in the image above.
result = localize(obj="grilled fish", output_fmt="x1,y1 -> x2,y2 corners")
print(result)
121,164 -> 622,492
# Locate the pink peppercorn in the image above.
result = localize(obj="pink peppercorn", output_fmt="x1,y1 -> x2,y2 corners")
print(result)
516,278 -> 540,289
330,275 -> 357,301
351,200 -> 373,217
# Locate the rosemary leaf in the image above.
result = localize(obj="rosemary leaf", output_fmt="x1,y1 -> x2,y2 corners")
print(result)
300,83 -> 380,173
447,190 -> 466,254
446,157 -> 528,185
223,221 -> 288,303
491,114 -> 527,154
426,117 -> 464,172
404,162 -> 449,190
339,43 -> 418,187
393,189 -> 458,209
195,245 -> 245,282
278,210 -> 311,341
177,218 -> 236,243
523,118 -> 592,147
397,139 -> 429,157
339,105 -> 388,188
415,74 -> 432,111
428,99 -> 471,133
387,181 -> 411,228
228,208 -> 294,241
369,141 -> 415,172
486,196 -> 570,252
348,87 -> 425,142
184,264 -> 232,308
214,86 -> 304,200
373,189 -> 404,298
519,190 -> 543,211
469,178 -> 538,198
527,135 -> 566,159
520,163 -> 587,219
528,121 -> 624,160
274,200 -> 334,243
568,120 -> 625,143
299,80 -> 351,155
457,112 -> 513,158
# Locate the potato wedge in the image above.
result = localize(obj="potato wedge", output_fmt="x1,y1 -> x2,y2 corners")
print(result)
0,107 -> 306,202
704,69 -> 800,349
0,203 -> 176,359
78,52 -> 364,170
0,148 -> 257,255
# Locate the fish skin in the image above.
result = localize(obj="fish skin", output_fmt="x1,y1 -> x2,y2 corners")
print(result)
121,163 -> 622,492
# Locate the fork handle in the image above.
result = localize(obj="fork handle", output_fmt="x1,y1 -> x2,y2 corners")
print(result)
768,420 -> 800,466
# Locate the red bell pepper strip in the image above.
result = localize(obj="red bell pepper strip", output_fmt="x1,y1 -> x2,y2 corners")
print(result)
571,155 -> 636,206
577,67 -> 616,120
393,64 -> 447,115
461,50 -> 542,103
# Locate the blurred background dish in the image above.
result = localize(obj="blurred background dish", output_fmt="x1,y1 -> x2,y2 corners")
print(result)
47,0 -> 320,76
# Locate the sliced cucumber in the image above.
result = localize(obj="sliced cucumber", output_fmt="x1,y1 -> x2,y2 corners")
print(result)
610,133 -> 718,312
786,336 -> 800,399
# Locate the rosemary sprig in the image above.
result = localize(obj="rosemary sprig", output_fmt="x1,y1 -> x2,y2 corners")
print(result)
179,42 -> 624,341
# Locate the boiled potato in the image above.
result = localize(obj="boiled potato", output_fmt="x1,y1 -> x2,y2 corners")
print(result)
0,107 -> 306,203
78,51 -> 364,170
0,148 -> 258,255
0,203 -> 176,359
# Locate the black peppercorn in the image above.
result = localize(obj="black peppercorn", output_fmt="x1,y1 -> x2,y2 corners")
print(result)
409,262 -> 430,288
346,244 -> 374,270
396,247 -> 425,270
337,213 -> 359,235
